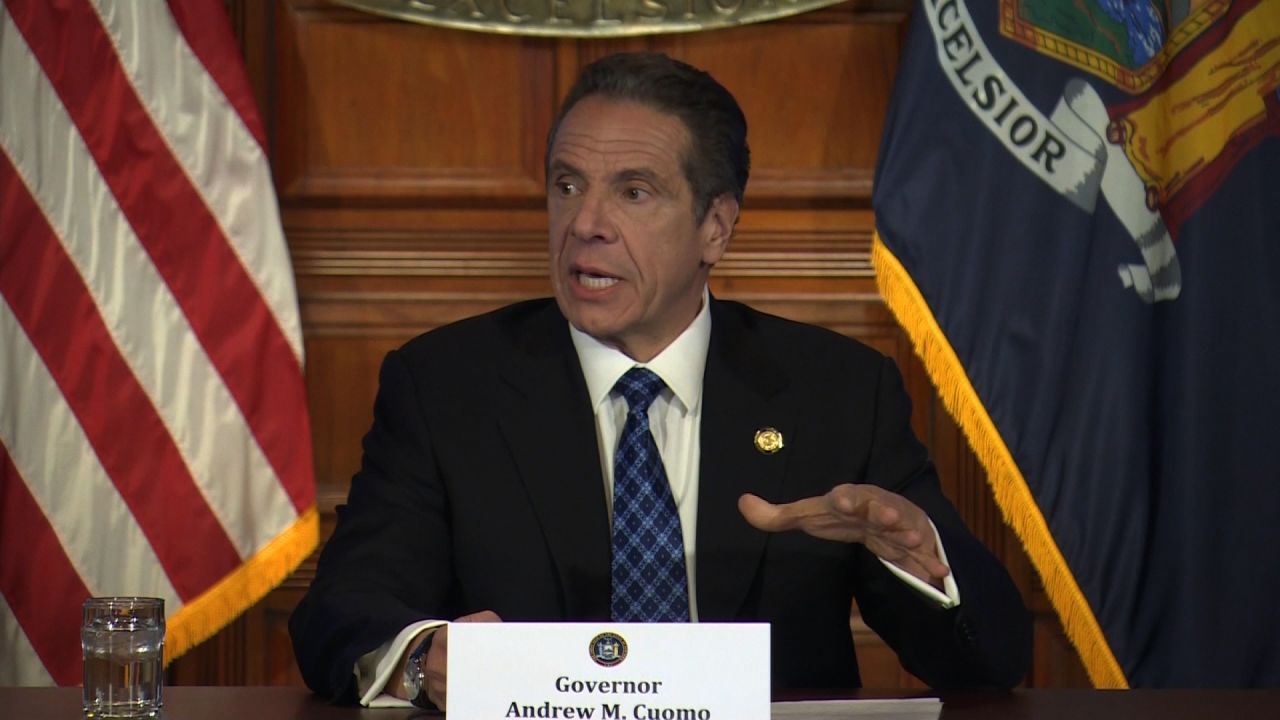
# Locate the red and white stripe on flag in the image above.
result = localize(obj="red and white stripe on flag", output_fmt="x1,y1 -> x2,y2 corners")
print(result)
0,0 -> 317,685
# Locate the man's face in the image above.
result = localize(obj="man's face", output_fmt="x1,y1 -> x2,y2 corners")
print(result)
547,96 -> 736,362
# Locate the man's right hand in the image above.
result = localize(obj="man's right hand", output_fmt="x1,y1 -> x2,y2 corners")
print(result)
422,610 -> 501,710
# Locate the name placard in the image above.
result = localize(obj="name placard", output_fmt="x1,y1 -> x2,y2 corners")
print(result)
448,623 -> 769,720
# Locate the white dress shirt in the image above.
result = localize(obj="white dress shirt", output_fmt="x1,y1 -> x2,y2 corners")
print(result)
568,291 -> 713,622
355,292 -> 958,706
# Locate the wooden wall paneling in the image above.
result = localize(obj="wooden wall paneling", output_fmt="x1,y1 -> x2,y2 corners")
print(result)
272,0 -> 555,206
224,0 -> 271,127
1032,603 -> 1093,688
662,8 -> 905,205
305,335 -> 400,494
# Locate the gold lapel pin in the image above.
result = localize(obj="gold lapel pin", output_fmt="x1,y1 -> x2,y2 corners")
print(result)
754,427 -> 784,454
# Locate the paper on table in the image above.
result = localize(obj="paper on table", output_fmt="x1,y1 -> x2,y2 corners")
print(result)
771,697 -> 941,720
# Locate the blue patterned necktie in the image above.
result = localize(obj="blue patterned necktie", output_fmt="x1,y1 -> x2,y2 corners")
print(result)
610,367 -> 690,622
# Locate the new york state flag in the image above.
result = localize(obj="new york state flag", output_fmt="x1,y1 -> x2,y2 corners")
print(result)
873,0 -> 1280,687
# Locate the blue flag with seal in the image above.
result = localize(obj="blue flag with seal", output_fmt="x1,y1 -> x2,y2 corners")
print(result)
872,0 -> 1280,687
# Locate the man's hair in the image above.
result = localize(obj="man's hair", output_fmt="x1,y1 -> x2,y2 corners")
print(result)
545,52 -> 750,223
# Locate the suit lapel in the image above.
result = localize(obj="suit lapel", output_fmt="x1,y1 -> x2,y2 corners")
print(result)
496,304 -> 612,619
696,301 -> 795,620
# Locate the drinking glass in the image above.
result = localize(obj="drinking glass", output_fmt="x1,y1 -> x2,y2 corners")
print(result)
81,597 -> 164,719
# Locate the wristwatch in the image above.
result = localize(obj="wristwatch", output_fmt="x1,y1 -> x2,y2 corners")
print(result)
402,630 -> 436,708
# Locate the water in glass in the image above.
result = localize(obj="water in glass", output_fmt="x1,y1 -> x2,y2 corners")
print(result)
81,597 -> 164,719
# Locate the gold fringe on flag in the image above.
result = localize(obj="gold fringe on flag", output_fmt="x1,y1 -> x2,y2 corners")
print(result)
872,233 -> 1128,689
163,507 -> 320,663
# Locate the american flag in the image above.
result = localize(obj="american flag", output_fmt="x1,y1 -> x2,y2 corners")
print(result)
1,0 -> 317,684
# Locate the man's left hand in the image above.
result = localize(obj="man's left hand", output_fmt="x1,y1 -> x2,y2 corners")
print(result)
738,484 -> 950,587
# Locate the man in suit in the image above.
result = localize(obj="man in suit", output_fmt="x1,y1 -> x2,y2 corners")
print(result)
289,52 -> 1031,709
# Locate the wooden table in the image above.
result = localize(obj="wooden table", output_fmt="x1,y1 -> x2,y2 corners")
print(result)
4,686 -> 1280,719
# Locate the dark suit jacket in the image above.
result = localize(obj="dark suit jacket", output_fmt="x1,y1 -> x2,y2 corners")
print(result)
289,298 -> 1031,701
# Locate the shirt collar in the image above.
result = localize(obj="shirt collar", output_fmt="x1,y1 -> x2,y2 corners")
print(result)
570,289 -> 712,414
